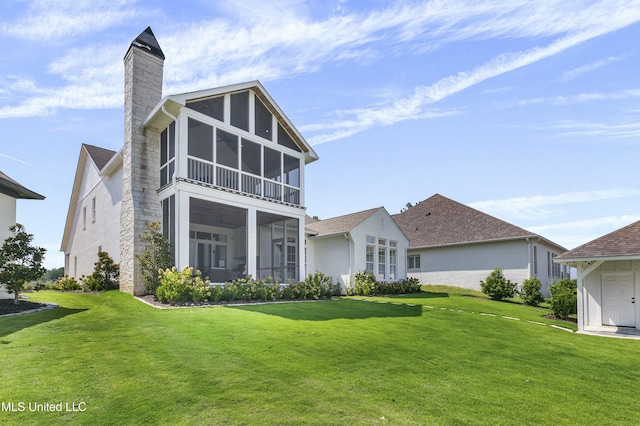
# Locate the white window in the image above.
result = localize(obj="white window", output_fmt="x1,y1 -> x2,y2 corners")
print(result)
92,197 -> 96,223
389,240 -> 397,248
82,206 -> 86,230
378,247 -> 386,279
408,255 -> 420,270
390,249 -> 397,279
533,246 -> 537,275
378,238 -> 386,246
366,235 -> 375,244
365,245 -> 374,273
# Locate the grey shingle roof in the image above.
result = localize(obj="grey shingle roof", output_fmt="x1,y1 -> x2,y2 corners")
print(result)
83,144 -> 116,171
391,194 -> 537,248
0,171 -> 45,200
556,220 -> 640,260
306,207 -> 381,237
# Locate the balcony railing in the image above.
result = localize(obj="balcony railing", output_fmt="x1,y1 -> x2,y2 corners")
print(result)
187,157 -> 301,206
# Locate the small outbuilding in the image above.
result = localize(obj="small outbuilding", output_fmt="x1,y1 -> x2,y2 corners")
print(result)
555,220 -> 640,333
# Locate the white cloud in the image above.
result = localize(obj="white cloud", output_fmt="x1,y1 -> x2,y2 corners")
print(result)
469,189 -> 640,220
552,119 -> 640,139
1,0 -> 147,40
2,0 -> 640,121
518,89 -> 640,106
561,56 -> 625,81
527,214 -> 640,249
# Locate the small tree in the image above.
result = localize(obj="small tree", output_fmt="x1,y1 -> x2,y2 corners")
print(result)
548,278 -> 577,319
136,222 -> 173,295
0,224 -> 46,304
480,268 -> 517,301
83,250 -> 119,291
520,276 -> 545,307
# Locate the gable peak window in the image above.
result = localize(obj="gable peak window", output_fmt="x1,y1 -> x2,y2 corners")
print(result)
186,96 -> 224,122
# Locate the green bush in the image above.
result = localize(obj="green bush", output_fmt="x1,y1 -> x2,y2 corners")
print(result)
156,266 -> 211,305
353,271 -> 421,296
82,250 -> 119,291
354,271 -> 377,296
520,276 -> 545,307
136,222 -> 173,295
54,275 -> 81,291
548,278 -> 577,319
305,271 -> 339,298
376,277 -> 421,295
480,268 -> 517,301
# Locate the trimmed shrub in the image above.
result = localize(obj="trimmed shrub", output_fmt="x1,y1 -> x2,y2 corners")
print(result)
376,277 -> 421,295
548,278 -> 577,319
82,250 -> 119,291
480,268 -> 517,301
354,270 -> 377,296
520,276 -> 545,307
156,266 -> 211,305
54,275 -> 81,291
305,271 -> 339,298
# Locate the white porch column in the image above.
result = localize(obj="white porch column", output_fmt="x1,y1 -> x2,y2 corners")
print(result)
577,260 -> 603,332
298,215 -> 306,280
247,207 -> 257,279
176,189 -> 190,270
576,266 -> 585,332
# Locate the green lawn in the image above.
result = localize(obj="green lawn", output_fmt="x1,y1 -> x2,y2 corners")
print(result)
1,288 -> 638,425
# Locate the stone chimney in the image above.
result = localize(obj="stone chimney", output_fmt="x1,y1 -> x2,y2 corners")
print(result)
120,27 -> 165,295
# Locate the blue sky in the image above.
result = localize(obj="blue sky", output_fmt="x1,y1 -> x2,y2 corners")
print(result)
1,0 -> 639,269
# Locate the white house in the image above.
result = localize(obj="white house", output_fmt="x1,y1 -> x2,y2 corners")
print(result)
392,194 -> 569,296
0,171 -> 44,298
555,220 -> 640,334
306,207 -> 410,291
60,144 -> 122,279
61,27 -> 318,294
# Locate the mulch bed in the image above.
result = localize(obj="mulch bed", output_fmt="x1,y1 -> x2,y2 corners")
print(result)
0,299 -> 48,316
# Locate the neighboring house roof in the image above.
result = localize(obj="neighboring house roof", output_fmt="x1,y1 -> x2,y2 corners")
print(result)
392,194 -> 564,250
306,207 -> 381,238
556,220 -> 640,261
0,171 -> 44,200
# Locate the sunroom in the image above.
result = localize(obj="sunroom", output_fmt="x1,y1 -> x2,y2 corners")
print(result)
148,81 -> 318,283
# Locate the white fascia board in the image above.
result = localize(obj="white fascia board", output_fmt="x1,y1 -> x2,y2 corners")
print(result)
554,254 -> 640,265
101,149 -> 123,177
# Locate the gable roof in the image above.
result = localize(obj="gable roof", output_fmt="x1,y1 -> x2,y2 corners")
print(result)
143,80 -> 319,164
392,194 -> 560,249
306,207 -> 381,237
556,220 -> 640,261
60,144 -> 121,252
0,171 -> 44,200
83,144 -> 117,171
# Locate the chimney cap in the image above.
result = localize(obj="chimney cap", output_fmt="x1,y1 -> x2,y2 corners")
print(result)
127,26 -> 165,60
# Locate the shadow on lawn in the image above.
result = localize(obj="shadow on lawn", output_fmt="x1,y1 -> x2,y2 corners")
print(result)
0,307 -> 87,343
228,298 -> 423,321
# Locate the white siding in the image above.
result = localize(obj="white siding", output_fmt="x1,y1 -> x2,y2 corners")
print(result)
408,240 -> 530,292
65,159 -> 122,279
0,193 -> 16,242
309,235 -> 351,289
580,260 -> 640,330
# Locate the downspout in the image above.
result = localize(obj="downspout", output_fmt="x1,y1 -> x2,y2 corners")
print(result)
344,233 -> 354,292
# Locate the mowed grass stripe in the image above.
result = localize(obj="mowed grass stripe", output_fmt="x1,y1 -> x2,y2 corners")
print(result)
0,289 -> 637,425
